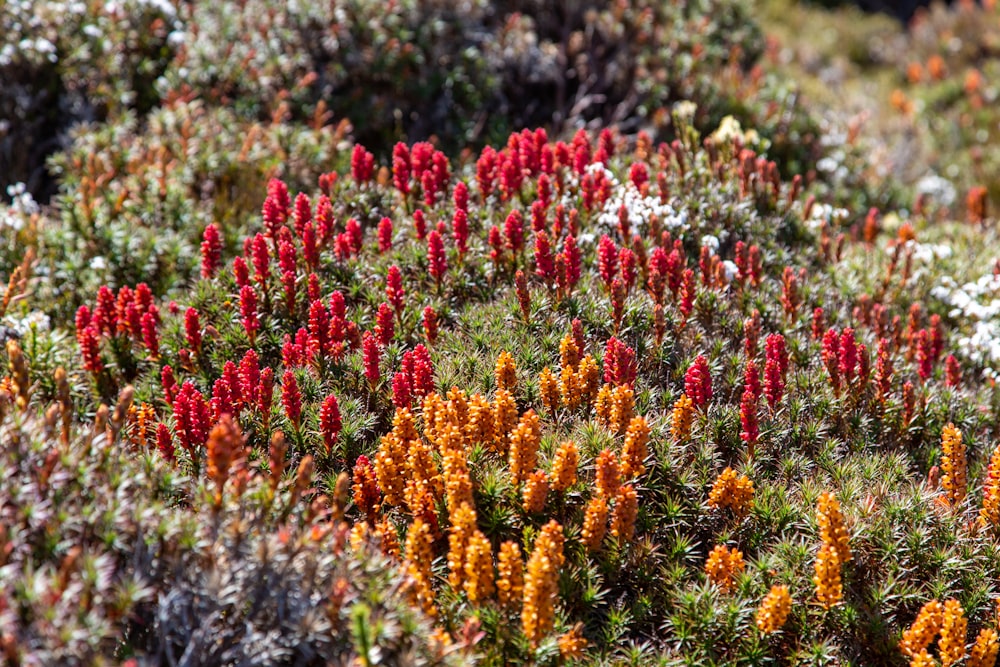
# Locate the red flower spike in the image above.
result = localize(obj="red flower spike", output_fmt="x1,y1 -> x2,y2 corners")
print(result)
763,334 -> 787,409
679,269 -> 696,323
822,328 -> 842,395
915,329 -> 933,380
211,377 -> 235,422
488,225 -> 504,268
161,365 -> 178,405
619,247 -> 637,293
874,338 -> 893,403
315,195 -> 334,245
363,331 -> 381,390
534,230 -> 555,286
453,181 -> 469,214
945,354 -> 961,388
740,386 -> 759,454
233,256 -> 250,290
200,223 -> 222,279
293,192 -> 311,237
156,423 -> 175,463
308,299 -> 331,358
80,325 -> 104,374
392,142 -> 411,196
386,265 -> 405,314
258,367 -> 274,432
239,349 -> 261,408
351,144 -> 375,183
598,235 -> 618,289
307,273 -> 320,304
476,145 -> 498,198
684,355 -> 712,408
239,285 -> 259,344
811,307 -> 825,340
839,328 -> 858,386
423,306 -> 439,345
427,230 -> 447,289
320,393 -> 342,455
504,210 -> 525,254
452,209 -> 469,258
281,370 -> 302,431
603,337 -> 637,387
572,319 -> 585,357
413,210 -> 427,241
744,359 -> 762,403
345,218 -> 362,255
185,308 -> 202,355
141,312 -> 159,359
302,222 -> 318,269
377,217 -> 393,253
392,371 -> 412,410
375,302 -> 395,347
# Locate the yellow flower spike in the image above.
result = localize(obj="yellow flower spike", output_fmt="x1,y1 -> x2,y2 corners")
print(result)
581,495 -> 609,553
447,502 -> 478,589
392,407 -> 420,442
496,540 -> 524,607
462,529 -> 495,603
938,598 -> 968,667
704,544 -> 745,593
549,441 -> 579,493
756,584 -> 792,633
980,443 -> 1000,530
374,432 -> 407,506
492,388 -> 519,452
375,518 -> 400,560
522,520 -> 565,647
969,627 -> 999,667
576,355 -> 601,407
708,467 -> 755,517
621,416 -> 650,479
559,365 -> 581,411
609,385 -> 635,435
508,410 -> 541,485
465,393 -> 495,447
610,484 -> 638,545
817,491 -> 851,563
557,623 -> 588,660
670,393 -> 695,443
495,351 -> 517,392
522,470 -> 549,514
900,600 -> 944,657
909,648 -> 935,667
559,334 -> 580,371
941,423 -> 968,508
594,449 -> 621,499
539,367 -> 561,414
813,543 -> 842,609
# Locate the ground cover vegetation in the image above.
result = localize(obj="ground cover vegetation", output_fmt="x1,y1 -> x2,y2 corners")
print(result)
2,0 -> 1000,665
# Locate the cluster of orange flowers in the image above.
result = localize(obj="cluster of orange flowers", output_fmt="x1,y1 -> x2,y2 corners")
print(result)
899,598 -> 998,667
940,423 -> 968,508
356,348 -> 657,646
705,544 -> 746,592
708,467 -> 755,516
755,584 -> 792,634
814,492 -> 850,608
539,335 -> 601,413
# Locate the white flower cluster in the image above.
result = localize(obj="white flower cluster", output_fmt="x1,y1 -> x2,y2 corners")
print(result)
801,202 -> 849,231
594,168 -> 688,237
931,270 -> 1000,380
1,183 -> 39,231
2,311 -> 50,336
902,239 -> 952,264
